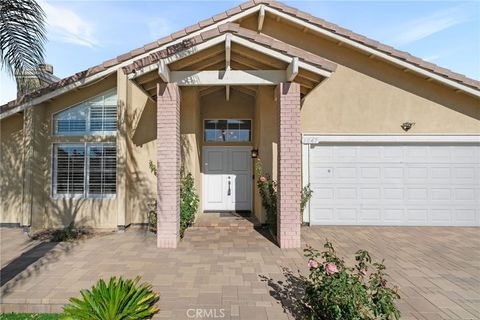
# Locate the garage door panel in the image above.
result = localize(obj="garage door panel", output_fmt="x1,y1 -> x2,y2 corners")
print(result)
308,142 -> 480,226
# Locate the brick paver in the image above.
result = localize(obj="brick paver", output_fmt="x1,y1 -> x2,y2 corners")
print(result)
1,225 -> 479,319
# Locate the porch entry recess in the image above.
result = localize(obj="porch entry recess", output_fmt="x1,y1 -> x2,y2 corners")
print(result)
203,147 -> 252,212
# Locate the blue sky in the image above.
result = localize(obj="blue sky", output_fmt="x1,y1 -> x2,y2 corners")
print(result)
1,0 -> 479,104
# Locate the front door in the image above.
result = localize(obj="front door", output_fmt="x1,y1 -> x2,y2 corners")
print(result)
203,147 -> 252,212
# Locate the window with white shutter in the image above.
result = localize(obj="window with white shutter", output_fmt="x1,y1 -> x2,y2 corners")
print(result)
87,144 -> 116,197
53,145 -> 86,196
53,89 -> 117,135
53,143 -> 116,198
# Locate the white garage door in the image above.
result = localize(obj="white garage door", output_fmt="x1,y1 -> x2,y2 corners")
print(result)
305,137 -> 480,226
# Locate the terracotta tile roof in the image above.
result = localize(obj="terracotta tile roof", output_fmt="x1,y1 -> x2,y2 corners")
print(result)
121,23 -> 337,76
1,0 -> 478,116
263,0 -> 480,90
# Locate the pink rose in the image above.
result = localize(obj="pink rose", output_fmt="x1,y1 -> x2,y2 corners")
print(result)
308,259 -> 319,269
325,263 -> 339,275
259,176 -> 266,183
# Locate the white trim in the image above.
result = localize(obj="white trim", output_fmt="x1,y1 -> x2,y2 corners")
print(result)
258,5 -> 265,31
225,85 -> 230,101
225,33 -> 232,70
302,143 -> 310,223
286,57 -> 299,81
230,35 -> 333,78
1,5 -> 263,120
171,70 -> 287,86
158,59 -> 170,82
302,134 -> 480,144
263,6 -> 480,98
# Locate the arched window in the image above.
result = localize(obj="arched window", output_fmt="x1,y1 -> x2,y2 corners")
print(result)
53,89 -> 117,135
52,89 -> 117,198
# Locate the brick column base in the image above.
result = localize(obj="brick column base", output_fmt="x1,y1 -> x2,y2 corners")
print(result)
157,83 -> 181,248
276,82 -> 301,249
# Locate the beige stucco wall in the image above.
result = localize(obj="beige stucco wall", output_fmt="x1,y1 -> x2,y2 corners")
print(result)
125,78 -> 158,225
180,87 -> 202,213
253,87 -> 278,223
242,15 -> 480,134
0,114 -> 24,224
31,75 -> 118,230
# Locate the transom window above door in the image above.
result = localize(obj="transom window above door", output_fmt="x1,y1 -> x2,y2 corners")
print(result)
204,119 -> 251,142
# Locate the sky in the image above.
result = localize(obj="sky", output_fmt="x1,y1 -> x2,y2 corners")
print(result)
1,0 -> 479,105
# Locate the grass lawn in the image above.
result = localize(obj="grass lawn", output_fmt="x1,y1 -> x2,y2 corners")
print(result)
0,314 -> 63,320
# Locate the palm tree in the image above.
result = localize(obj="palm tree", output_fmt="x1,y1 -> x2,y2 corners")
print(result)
0,0 -> 46,94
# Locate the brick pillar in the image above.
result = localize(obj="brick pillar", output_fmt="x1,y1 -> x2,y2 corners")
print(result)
157,83 -> 181,248
276,82 -> 301,249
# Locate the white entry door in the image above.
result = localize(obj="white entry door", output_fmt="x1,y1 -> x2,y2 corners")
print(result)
203,147 -> 252,212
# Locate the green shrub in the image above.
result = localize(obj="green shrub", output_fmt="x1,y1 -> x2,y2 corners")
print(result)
0,313 -> 63,320
148,161 -> 199,238
300,184 -> 313,219
303,241 -> 401,320
180,173 -> 199,237
255,160 -> 314,236
51,222 -> 77,242
63,276 -> 159,320
254,159 -> 277,236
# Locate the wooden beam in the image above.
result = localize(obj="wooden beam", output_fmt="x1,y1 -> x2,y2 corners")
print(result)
258,5 -> 265,31
226,85 -> 230,101
137,72 -> 159,85
178,54 -> 225,71
286,57 -> 299,81
199,86 -> 224,96
171,70 -> 287,86
232,52 -> 283,69
158,60 -> 170,82
170,45 -> 224,70
233,86 -> 257,97
225,33 -> 231,71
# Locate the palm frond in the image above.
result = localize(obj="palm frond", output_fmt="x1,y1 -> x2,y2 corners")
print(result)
0,0 -> 46,79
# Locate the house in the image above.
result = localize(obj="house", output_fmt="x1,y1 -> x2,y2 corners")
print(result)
1,0 -> 479,249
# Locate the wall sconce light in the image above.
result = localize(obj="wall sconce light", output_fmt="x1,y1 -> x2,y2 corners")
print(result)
401,122 -> 415,132
251,148 -> 259,158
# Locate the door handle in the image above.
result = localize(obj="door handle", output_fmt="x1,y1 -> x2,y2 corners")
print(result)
227,177 -> 231,196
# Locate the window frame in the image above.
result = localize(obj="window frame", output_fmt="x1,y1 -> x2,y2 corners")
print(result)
203,118 -> 252,143
52,142 -> 117,199
51,89 -> 117,137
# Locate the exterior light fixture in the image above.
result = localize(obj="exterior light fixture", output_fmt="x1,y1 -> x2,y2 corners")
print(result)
401,122 -> 415,132
251,148 -> 259,158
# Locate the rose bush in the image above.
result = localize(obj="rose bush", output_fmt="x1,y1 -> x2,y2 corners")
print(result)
302,241 -> 401,320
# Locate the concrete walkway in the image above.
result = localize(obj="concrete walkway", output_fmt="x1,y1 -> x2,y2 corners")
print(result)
0,225 -> 479,319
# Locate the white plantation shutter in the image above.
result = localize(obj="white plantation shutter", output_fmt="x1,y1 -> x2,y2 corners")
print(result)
53,143 -> 116,198
87,144 -> 116,196
53,89 -> 117,135
53,145 -> 85,196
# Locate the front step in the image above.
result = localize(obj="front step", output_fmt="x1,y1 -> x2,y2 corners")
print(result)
192,212 -> 261,229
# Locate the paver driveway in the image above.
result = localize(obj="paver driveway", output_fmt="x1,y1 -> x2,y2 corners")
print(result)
1,225 -> 479,319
